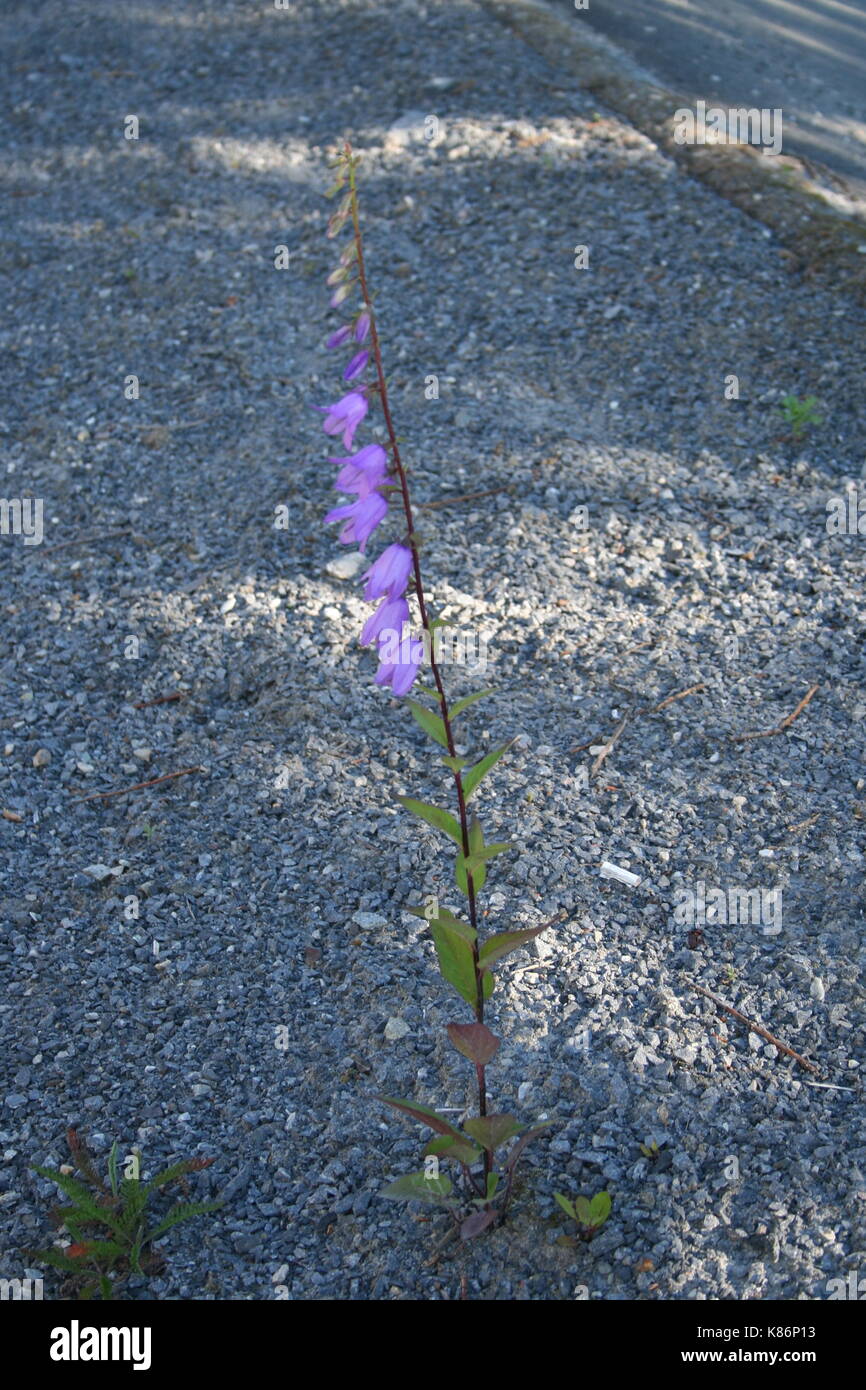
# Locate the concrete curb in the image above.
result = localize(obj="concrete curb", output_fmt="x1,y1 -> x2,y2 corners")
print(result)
481,0 -> 866,304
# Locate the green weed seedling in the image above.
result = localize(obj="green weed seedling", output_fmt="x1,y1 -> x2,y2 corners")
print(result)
780,394 -> 822,440
554,1189 -> 612,1242
27,1127 -> 222,1299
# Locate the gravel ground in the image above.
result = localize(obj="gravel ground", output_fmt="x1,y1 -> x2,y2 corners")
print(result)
1,0 -> 864,1301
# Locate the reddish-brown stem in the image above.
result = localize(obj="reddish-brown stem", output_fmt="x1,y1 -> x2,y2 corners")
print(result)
344,145 -> 489,1170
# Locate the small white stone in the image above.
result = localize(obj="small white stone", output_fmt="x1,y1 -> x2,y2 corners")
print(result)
352,911 -> 388,929
82,863 -> 122,883
810,977 -> 825,1002
325,552 -> 365,581
384,1017 -> 411,1041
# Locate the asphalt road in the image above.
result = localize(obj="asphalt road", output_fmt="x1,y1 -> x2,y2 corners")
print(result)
558,0 -> 866,196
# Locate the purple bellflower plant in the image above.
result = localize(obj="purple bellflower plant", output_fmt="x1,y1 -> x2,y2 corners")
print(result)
314,145 -> 558,1240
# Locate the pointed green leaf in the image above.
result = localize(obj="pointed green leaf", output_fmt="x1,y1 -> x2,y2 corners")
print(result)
483,970 -> 494,1000
142,1157 -> 204,1195
430,919 -> 479,1008
120,1176 -> 146,1228
379,1096 -> 466,1142
424,1134 -> 481,1167
478,924 -> 547,972
436,909 -> 476,941
407,699 -> 449,749
486,1172 -> 500,1201
148,1200 -> 224,1244
470,842 -> 514,864
382,1171 -> 454,1204
446,1022 -> 501,1066
554,1192 -> 576,1220
462,743 -> 511,800
397,796 -> 462,846
26,1248 -> 96,1275
33,1167 -> 124,1236
441,755 -> 467,773
451,689 -> 495,720
456,819 -> 486,894
456,852 -> 485,895
575,1196 -> 593,1225
464,1113 -> 523,1154
406,904 -> 476,940
589,1191 -> 612,1226
409,683 -> 438,705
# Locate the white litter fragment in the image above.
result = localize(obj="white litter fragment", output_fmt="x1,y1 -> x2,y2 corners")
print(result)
600,860 -> 640,888
384,1017 -> 411,1041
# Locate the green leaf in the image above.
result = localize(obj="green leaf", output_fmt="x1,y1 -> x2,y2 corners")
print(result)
407,700 -> 449,750
142,1158 -> 202,1195
575,1196 -> 593,1226
406,904 -> 475,939
148,1200 -> 224,1244
396,796 -> 462,846
446,1022 -> 501,1066
462,743 -> 511,800
589,1191 -> 612,1226
483,970 -> 495,1001
456,816 -> 486,894
470,841 -> 514,864
26,1248 -> 96,1275
409,683 -> 438,705
379,1097 -> 466,1142
382,1171 -> 454,1204
450,689 -> 495,719
437,908 -> 477,940
463,1113 -> 523,1154
33,1167 -> 124,1236
478,924 -> 547,973
456,852 -> 485,895
441,755 -> 467,773
430,918 -> 479,1008
119,1177 -> 147,1230
554,1192 -> 576,1221
424,1134 -> 481,1167
486,1172 -> 500,1201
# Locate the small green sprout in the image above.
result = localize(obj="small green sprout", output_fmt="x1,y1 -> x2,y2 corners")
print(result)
640,1139 -> 660,1160
780,394 -> 822,439
553,1189 -> 612,1241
